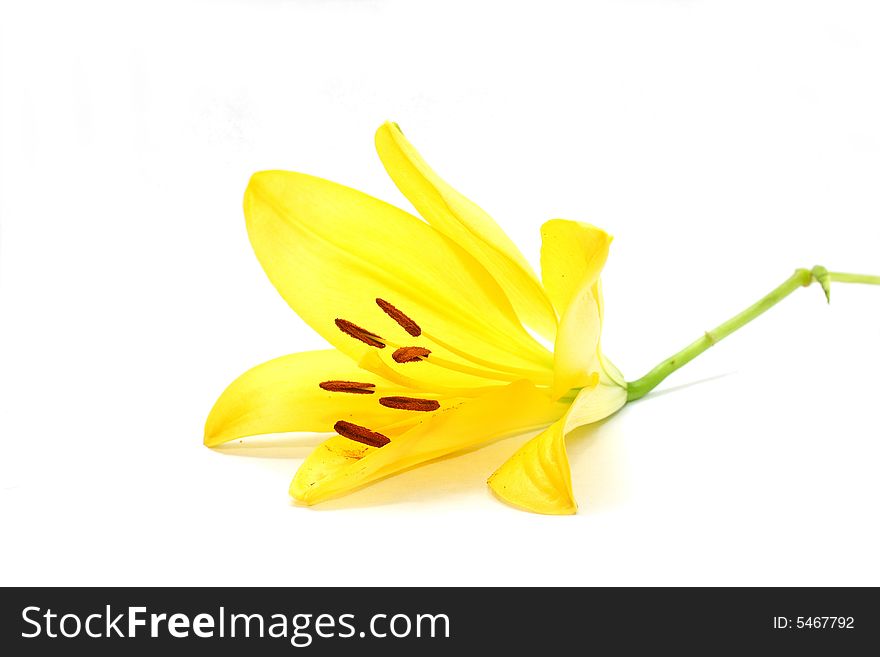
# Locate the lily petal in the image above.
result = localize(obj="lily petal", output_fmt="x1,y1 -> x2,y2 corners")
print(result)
487,381 -> 627,515
552,285 -> 602,397
204,350 -> 427,447
563,377 -> 628,430
487,416 -> 575,514
599,352 -> 627,389
540,220 -> 613,397
375,122 -> 558,341
540,219 -> 612,316
244,171 -> 553,390
290,380 -> 568,505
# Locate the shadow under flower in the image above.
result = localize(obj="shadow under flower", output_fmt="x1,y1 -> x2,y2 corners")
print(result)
211,432 -> 328,460
626,372 -> 734,402
214,372 -> 726,512
294,417 -> 632,514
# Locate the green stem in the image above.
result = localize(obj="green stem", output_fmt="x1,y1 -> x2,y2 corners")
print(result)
625,266 -> 880,402
829,272 -> 880,285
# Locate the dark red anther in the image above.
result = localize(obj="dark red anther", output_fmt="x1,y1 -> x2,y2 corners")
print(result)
379,396 -> 441,412
376,298 -> 422,337
319,381 -> 376,394
392,346 -> 431,363
333,421 -> 391,448
335,319 -> 385,349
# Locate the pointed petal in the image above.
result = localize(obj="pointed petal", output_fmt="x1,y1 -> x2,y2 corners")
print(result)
290,380 -> 568,505
552,287 -> 602,397
244,170 -> 553,390
204,350 -> 427,447
490,219 -> 625,513
488,381 -> 627,514
540,220 -> 613,396
375,122 -> 558,341
591,277 -> 626,388
540,219 -> 612,316
487,416 -> 576,515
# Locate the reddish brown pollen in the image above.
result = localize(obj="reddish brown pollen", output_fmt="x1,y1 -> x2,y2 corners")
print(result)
376,298 -> 422,337
335,319 -> 385,348
333,421 -> 390,448
379,396 -> 441,412
392,346 -> 431,363
319,381 -> 376,394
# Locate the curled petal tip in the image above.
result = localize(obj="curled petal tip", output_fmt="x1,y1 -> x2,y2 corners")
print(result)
488,473 -> 578,515
203,419 -> 226,448
204,431 -> 235,449
377,120 -> 403,141
245,169 -> 274,191
288,478 -> 312,505
487,417 -> 578,516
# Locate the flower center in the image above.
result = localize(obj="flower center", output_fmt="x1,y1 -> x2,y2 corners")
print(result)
325,297 -> 547,450
323,299 -> 447,449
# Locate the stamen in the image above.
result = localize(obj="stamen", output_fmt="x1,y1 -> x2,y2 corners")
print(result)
319,380 -> 376,394
333,421 -> 390,448
335,319 -> 385,348
392,346 -> 431,363
376,298 -> 422,337
379,396 -> 441,412
423,331 -> 553,385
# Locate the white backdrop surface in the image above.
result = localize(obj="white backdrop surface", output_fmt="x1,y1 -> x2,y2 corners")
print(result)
1,0 -> 879,586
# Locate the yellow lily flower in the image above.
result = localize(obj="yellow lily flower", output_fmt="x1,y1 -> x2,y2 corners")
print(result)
204,122 -> 628,514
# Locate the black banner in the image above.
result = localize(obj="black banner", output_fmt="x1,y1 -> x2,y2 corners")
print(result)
1,587 -> 876,654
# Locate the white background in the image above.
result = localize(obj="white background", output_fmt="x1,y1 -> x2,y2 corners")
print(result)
1,0 -> 879,586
